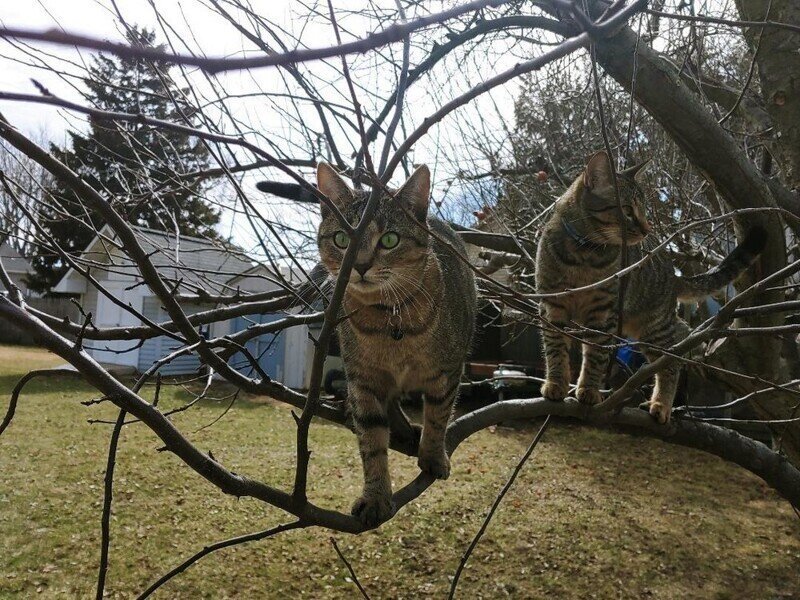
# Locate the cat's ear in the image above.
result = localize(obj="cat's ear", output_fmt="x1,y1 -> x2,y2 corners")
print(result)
583,151 -> 614,190
621,159 -> 651,183
396,164 -> 430,221
316,162 -> 353,214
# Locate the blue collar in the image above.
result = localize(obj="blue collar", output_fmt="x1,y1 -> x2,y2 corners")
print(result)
561,218 -> 607,251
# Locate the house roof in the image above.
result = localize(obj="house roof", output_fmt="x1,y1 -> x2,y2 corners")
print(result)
54,224 -> 269,295
0,241 -> 32,275
129,226 -> 256,289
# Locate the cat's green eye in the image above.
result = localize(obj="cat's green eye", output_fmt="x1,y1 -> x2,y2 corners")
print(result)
379,232 -> 400,249
333,231 -> 350,249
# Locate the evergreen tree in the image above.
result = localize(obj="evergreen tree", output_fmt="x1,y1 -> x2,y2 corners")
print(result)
31,27 -> 219,292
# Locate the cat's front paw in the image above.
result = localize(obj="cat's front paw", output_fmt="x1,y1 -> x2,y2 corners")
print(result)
576,386 -> 603,406
638,399 -> 672,424
351,492 -> 395,527
418,451 -> 450,480
541,379 -> 568,402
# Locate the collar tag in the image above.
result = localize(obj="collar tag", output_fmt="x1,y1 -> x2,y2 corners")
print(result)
389,305 -> 404,341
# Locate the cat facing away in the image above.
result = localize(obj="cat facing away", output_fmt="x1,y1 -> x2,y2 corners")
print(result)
535,151 -> 766,423
316,163 -> 477,526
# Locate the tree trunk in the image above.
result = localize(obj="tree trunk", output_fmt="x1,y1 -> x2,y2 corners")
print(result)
735,0 -> 800,190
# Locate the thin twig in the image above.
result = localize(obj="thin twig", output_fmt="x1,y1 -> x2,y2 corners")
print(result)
290,0 -> 388,504
137,521 -> 303,598
96,408 -> 126,600
448,415 -> 551,599
331,537 -> 372,599
382,0 -> 650,179
0,369 -> 80,436
584,0 -> 628,381
645,8 -> 800,36
718,0 -> 773,125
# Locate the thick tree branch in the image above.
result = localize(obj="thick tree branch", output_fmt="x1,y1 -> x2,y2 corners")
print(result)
0,0 -> 516,74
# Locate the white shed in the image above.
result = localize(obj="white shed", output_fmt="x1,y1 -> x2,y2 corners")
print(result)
53,225 -> 314,388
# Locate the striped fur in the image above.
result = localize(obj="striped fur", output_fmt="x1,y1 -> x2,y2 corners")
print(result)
676,227 -> 767,300
535,151 -> 765,424
316,163 -> 476,526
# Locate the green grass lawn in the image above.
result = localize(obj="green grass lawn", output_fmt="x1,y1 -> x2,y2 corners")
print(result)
1,344 -> 799,599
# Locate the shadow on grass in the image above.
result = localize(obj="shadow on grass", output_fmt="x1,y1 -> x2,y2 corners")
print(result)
0,370 -> 281,417
0,372 -> 93,397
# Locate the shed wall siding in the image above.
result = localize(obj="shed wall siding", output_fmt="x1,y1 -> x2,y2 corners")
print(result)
283,314 -> 309,389
137,298 -> 207,375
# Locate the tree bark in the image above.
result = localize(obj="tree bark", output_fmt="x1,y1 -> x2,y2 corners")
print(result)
735,0 -> 800,190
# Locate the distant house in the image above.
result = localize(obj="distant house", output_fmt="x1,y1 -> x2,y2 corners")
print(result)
0,241 -> 33,296
53,225 -> 313,387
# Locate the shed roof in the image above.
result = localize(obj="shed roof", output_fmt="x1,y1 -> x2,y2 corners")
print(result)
130,226 -> 256,289
54,225 -> 272,295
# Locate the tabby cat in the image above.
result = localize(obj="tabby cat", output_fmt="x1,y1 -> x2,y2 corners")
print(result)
316,163 -> 477,526
535,151 -> 766,423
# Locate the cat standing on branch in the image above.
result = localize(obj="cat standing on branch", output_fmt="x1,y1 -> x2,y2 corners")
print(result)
315,163 -> 477,526
536,151 -> 767,423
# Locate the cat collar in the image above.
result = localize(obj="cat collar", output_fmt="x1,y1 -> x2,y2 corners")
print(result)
561,218 -> 606,251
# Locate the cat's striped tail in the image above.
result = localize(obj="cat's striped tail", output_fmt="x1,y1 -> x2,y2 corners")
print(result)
676,226 -> 767,301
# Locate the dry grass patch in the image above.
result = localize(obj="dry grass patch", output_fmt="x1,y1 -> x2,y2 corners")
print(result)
0,344 -> 798,598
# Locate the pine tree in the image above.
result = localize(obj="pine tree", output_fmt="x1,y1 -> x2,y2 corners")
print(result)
30,27 -> 219,292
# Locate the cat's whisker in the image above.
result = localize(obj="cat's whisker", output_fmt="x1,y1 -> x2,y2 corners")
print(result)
394,278 -> 430,327
395,273 -> 434,302
384,279 -> 423,325
389,282 -> 429,326
389,272 -> 436,320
